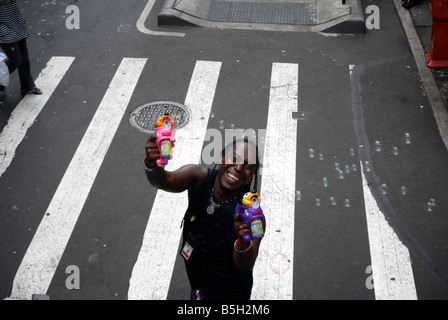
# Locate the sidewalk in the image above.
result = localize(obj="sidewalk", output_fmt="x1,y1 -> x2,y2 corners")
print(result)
396,0 -> 448,149
158,0 -> 366,34
408,0 -> 448,110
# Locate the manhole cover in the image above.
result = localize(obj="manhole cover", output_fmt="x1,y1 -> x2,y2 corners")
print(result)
130,101 -> 190,134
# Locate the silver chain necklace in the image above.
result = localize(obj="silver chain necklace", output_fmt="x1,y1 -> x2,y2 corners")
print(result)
207,187 -> 239,215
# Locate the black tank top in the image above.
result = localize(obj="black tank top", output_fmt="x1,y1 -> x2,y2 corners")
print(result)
182,169 -> 253,300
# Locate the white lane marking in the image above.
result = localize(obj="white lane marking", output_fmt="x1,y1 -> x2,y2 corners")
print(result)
127,60 -> 222,300
137,0 -> 185,37
251,63 -> 298,300
361,165 -> 418,300
0,56 -> 75,179
349,64 -> 417,300
8,58 -> 148,300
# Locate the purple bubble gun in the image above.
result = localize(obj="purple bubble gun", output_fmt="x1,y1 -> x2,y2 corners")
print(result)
236,192 -> 265,242
155,112 -> 175,167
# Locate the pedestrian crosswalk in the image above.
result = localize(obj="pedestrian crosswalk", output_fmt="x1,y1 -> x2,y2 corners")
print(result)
0,56 -> 418,300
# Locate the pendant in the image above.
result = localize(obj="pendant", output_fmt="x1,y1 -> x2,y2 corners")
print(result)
207,198 -> 220,215
206,205 -> 215,215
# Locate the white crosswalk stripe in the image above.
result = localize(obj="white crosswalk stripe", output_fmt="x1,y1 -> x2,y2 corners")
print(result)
6,58 -> 147,300
0,57 -> 75,179
252,63 -> 298,300
1,56 -> 419,300
128,60 -> 222,300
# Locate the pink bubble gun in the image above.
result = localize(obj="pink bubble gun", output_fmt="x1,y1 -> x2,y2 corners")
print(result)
155,112 -> 175,167
236,192 -> 265,242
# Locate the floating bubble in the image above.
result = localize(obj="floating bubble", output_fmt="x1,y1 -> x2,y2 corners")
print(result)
425,198 -> 436,211
192,290 -> 204,300
375,141 -> 382,152
296,191 -> 302,201
345,199 -> 351,207
315,198 -> 321,207
322,177 -> 328,187
352,164 -> 358,172
365,161 -> 372,172
334,162 -> 340,171
319,153 -> 324,161
330,197 -> 337,206
219,120 -> 225,129
269,253 -> 291,275
337,170 -> 344,180
345,165 -> 350,174
405,133 -> 412,144
393,146 -> 399,156
401,186 -> 407,195
230,123 -> 235,131
381,184 -> 387,195
309,149 -> 315,158
350,148 -> 355,156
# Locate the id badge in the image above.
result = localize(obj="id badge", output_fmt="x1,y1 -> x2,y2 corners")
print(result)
180,234 -> 199,261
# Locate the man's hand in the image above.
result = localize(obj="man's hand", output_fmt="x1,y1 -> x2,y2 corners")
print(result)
145,135 -> 160,168
234,213 -> 251,243
145,134 -> 176,168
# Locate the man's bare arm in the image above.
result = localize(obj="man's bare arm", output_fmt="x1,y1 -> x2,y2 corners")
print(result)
144,135 -> 206,193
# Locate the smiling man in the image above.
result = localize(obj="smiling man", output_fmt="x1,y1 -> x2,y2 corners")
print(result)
144,135 -> 265,300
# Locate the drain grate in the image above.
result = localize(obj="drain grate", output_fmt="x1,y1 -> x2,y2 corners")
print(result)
130,101 -> 190,134
208,1 -> 317,25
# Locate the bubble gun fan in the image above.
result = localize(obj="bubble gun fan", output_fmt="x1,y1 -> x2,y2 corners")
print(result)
155,112 -> 175,167
236,192 -> 265,241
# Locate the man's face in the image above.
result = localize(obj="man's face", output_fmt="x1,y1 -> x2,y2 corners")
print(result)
217,142 -> 258,193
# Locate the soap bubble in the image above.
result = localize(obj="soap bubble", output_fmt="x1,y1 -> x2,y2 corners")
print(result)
405,133 -> 412,144
401,186 -> 407,195
334,162 -> 340,171
192,290 -> 204,300
269,253 -> 291,275
330,197 -> 337,206
425,198 -> 436,211
345,199 -> 351,207
375,141 -> 382,152
381,184 -> 387,195
309,149 -> 315,158
364,161 -> 372,172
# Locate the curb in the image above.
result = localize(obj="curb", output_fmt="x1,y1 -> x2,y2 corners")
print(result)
317,0 -> 366,34
158,0 -> 366,34
158,0 -> 198,27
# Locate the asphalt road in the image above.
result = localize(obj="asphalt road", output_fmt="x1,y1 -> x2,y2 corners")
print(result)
0,0 -> 447,300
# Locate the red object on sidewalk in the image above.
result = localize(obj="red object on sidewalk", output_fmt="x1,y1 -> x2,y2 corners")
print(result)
425,0 -> 448,68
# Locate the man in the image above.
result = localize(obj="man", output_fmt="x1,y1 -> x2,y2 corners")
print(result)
144,135 -> 265,300
0,0 -> 41,94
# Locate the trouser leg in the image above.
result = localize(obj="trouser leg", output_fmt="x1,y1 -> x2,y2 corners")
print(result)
0,39 -> 36,93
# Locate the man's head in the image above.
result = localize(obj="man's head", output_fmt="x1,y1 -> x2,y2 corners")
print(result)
216,138 -> 260,195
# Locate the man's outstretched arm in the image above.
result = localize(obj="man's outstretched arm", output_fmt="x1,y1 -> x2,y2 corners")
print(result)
144,135 -> 206,193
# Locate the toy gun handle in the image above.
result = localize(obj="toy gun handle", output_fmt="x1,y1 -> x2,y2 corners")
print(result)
155,113 -> 175,167
236,203 -> 264,242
